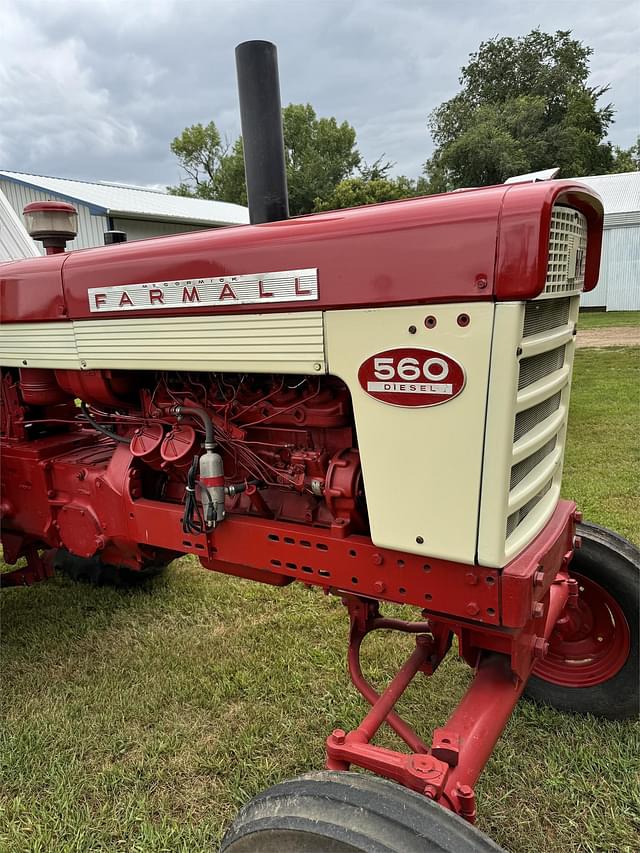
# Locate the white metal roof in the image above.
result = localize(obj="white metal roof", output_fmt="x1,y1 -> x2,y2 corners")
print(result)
570,171 -> 640,227
0,170 -> 249,227
0,186 -> 41,261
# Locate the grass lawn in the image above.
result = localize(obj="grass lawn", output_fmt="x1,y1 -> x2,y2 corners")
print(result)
1,348 -> 639,853
577,310 -> 640,329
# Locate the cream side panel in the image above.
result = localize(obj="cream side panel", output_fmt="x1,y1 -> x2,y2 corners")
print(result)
0,323 -> 79,368
476,303 -> 525,567
0,312 -> 326,374
324,304 -> 495,565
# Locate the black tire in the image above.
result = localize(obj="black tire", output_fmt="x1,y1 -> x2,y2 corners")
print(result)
53,549 -> 167,588
220,771 -> 504,853
524,521 -> 639,720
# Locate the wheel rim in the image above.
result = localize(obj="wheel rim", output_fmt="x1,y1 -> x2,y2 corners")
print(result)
533,571 -> 631,687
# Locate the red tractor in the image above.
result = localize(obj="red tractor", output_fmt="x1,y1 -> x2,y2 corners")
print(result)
1,41 -> 637,852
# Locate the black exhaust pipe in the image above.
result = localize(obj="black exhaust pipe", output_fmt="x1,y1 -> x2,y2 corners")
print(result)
235,40 -> 289,224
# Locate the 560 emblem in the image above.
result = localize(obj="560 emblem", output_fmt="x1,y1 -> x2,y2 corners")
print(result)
357,348 -> 466,408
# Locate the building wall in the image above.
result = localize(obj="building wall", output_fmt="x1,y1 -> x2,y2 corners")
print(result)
581,224 -> 640,310
0,180 -> 109,251
0,188 -> 41,260
112,217 -> 211,242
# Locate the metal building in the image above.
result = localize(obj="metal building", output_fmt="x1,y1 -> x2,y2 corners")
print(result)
0,171 -> 249,258
0,187 -> 40,261
574,171 -> 640,311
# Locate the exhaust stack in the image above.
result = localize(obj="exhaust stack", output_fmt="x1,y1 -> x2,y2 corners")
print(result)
235,40 -> 289,224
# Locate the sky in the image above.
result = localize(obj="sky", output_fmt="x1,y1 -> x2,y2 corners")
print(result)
1,0 -> 638,190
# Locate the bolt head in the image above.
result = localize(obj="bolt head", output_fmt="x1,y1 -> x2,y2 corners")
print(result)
532,638 -> 550,659
465,602 -> 480,616
372,553 -> 383,566
332,729 -> 346,745
373,580 -> 386,594
532,602 -> 545,619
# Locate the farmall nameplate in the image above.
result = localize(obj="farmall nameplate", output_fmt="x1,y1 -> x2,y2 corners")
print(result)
89,268 -> 318,312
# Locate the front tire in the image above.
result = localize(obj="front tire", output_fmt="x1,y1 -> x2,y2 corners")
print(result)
221,771 -> 504,853
525,521 -> 639,720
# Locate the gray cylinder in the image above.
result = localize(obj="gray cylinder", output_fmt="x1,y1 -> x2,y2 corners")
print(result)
199,450 -> 225,526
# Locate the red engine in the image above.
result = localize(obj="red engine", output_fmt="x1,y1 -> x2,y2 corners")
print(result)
1,366 -> 365,574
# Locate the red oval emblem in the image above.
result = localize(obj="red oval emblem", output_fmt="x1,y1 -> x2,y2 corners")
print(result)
358,348 -> 466,407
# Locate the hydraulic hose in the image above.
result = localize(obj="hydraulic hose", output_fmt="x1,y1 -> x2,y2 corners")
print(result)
80,402 -> 131,444
172,406 -> 216,450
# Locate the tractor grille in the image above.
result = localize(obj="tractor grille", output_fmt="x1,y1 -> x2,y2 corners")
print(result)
542,206 -> 587,297
505,291 -> 578,546
479,202 -> 587,567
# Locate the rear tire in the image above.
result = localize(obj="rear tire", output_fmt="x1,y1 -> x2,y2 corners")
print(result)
220,771 -> 504,853
54,549 -> 167,588
525,521 -> 639,720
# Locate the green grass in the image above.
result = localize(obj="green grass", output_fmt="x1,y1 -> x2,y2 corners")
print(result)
577,310 -> 640,329
1,349 -> 639,853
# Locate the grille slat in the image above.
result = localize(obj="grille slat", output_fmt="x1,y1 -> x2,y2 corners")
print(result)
506,479 -> 553,538
510,436 -> 558,490
513,392 -> 561,442
523,298 -> 571,338
518,346 -> 565,390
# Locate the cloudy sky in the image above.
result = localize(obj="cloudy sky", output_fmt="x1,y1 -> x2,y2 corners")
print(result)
1,0 -> 638,189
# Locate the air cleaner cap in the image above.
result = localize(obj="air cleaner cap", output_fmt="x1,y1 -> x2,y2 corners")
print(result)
23,201 -> 78,240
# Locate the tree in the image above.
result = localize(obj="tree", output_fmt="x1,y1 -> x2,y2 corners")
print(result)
168,121 -> 230,199
612,136 -> 640,173
424,30 -> 617,191
169,104 -> 363,215
314,175 -> 418,212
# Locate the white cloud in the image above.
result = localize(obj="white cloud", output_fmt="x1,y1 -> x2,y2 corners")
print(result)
0,0 -> 637,186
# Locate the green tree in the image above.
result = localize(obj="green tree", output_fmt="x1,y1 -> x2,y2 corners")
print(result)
424,30 -> 616,191
168,121 -> 230,199
611,136 -> 640,173
314,175 -> 418,211
169,104 -> 363,215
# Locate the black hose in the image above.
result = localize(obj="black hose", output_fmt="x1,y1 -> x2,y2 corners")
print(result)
182,455 -> 205,534
80,402 -> 130,444
172,405 -> 215,449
